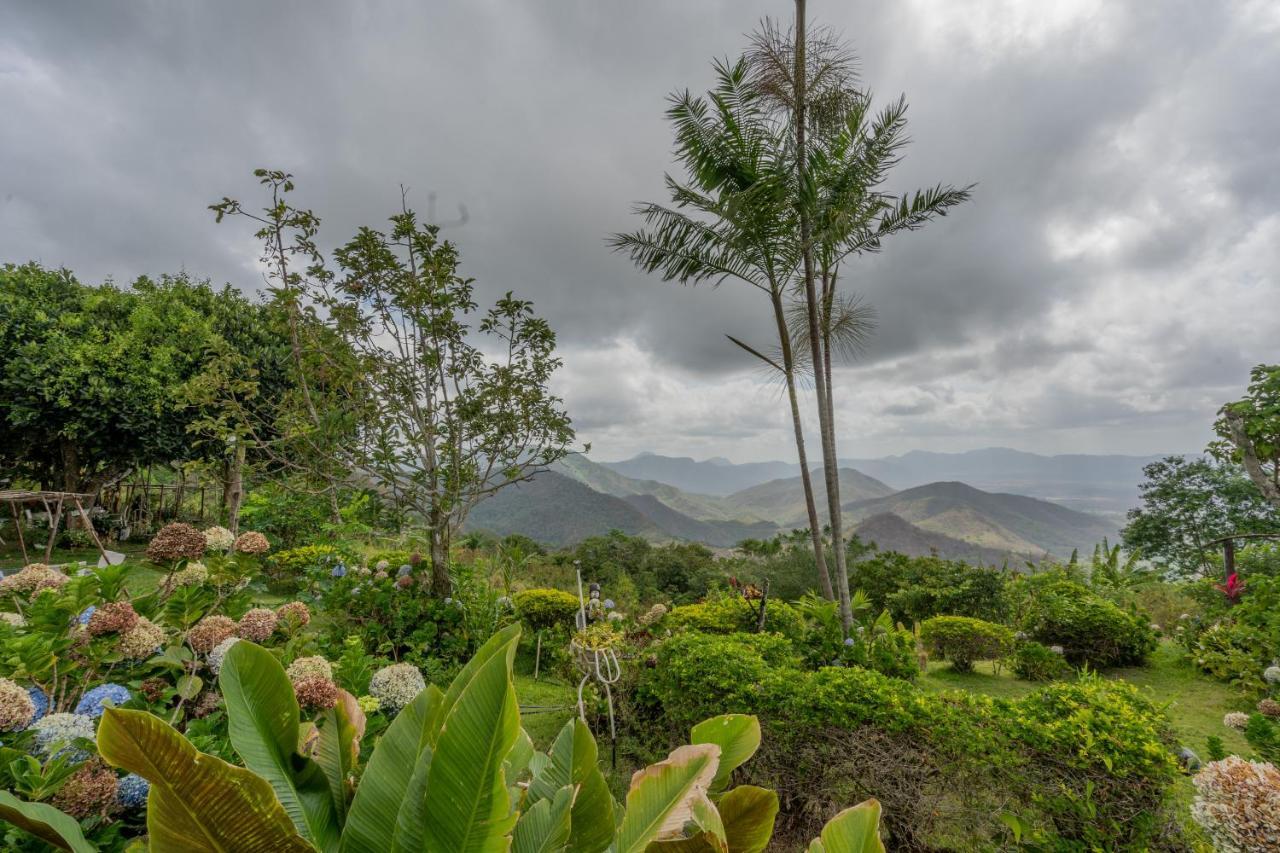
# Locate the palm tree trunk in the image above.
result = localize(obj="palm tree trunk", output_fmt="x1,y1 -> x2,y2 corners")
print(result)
794,0 -> 853,632
771,293 -> 833,600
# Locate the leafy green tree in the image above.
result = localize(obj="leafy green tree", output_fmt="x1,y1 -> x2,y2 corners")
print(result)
0,264 -> 284,497
214,171 -> 576,594
1122,456 -> 1278,577
1213,363 -> 1280,508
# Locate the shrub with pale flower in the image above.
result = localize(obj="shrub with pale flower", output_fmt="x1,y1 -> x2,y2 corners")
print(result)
162,562 -> 209,593
75,683 -> 131,718
1224,711 -> 1251,731
234,531 -> 271,555
0,611 -> 25,628
32,712 -> 96,759
146,522 -> 207,563
207,636 -> 241,676
1192,757 -> 1280,852
638,603 -> 668,626
237,608 -> 278,642
117,617 -> 166,660
204,525 -> 235,552
187,615 -> 237,654
0,564 -> 68,596
1265,665 -> 1280,685
0,677 -> 36,732
286,656 -> 333,685
369,662 -> 425,715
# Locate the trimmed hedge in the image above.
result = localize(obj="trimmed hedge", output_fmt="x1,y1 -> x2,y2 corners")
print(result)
920,615 -> 1013,672
633,630 -> 1182,850
512,588 -> 580,631
1010,640 -> 1074,681
664,592 -> 805,643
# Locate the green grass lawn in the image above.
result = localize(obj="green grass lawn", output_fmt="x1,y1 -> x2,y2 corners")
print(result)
514,674 -> 577,748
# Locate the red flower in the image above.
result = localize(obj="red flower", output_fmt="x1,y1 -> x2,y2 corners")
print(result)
1214,572 -> 1246,603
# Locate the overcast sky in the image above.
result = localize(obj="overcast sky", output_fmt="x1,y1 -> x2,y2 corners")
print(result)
4,0 -> 1278,463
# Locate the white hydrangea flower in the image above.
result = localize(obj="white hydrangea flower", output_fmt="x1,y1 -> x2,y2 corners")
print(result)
207,637 -> 241,676
1264,665 -> 1280,685
369,663 -> 426,715
203,526 -> 236,552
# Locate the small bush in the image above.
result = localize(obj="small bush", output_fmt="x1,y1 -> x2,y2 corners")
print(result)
513,587 -> 580,632
921,615 -> 1013,672
1017,578 -> 1157,668
1010,640 -> 1073,681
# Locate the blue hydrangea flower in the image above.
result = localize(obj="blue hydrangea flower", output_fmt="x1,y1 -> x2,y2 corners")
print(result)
32,713 -> 96,761
331,563 -> 347,578
843,637 -> 856,647
603,599 -> 615,610
397,564 -> 412,577
116,773 -> 150,808
77,605 -> 96,627
27,686 -> 48,724
74,683 -> 131,718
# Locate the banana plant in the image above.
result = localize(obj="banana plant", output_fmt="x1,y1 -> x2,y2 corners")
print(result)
5,624 -> 886,851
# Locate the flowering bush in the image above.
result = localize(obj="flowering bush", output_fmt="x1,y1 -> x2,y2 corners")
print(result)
293,677 -> 339,711
206,636 -> 240,676
1191,757 -> 1280,853
1224,711 -> 1250,731
161,561 -> 209,593
275,600 -> 311,631
87,601 -> 139,636
32,712 -> 97,759
1260,698 -> 1280,719
52,762 -> 119,819
145,522 -> 207,563
286,656 -> 333,684
117,616 -> 165,660
74,683 -> 131,718
236,607 -> 278,642
187,615 -> 237,654
233,530 -> 271,555
0,676 -> 37,731
0,563 -> 69,596
203,525 -> 235,552
369,662 -> 425,714
116,773 -> 150,809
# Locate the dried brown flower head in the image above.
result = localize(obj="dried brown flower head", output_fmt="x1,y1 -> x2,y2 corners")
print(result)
87,601 -> 139,637
187,615 -> 237,654
146,523 -> 207,563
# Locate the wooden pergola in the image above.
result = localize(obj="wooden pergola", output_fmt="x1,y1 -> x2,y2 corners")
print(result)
0,490 -> 111,566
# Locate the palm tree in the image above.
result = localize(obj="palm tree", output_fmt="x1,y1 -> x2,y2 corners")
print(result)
609,58 -> 836,600
749,10 -> 973,632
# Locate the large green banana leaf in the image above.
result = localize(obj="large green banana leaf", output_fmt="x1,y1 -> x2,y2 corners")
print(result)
340,684 -> 444,852
689,715 -> 760,795
512,784 -> 574,853
613,743 -> 720,853
419,625 -> 521,852
0,790 -> 96,853
221,641 -> 341,852
716,785 -> 777,853
98,707 -> 315,852
807,799 -> 885,853
313,689 -> 366,824
528,718 -> 615,853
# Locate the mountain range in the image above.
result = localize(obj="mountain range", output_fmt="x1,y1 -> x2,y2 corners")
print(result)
465,449 -> 1136,559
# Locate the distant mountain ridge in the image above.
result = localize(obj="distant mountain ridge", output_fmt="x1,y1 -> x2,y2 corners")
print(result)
852,512 -> 1034,565
469,453 -> 1119,556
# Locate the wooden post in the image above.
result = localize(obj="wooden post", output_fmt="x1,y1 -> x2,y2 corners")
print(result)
44,497 -> 64,564
10,501 -> 28,565
1223,538 -> 1235,581
74,497 -> 110,566
534,630 -> 543,681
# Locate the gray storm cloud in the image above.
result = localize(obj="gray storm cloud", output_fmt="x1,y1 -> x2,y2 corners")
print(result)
2,0 -> 1277,461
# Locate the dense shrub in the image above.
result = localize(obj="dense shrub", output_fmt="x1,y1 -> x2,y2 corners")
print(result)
921,616 -> 1013,672
567,532 -> 725,606
849,551 -> 1011,624
317,571 -> 466,664
794,594 -> 919,680
1186,574 -> 1280,692
634,630 -> 1183,851
1015,576 -> 1157,667
664,592 -> 805,644
1010,640 -> 1074,681
268,544 -> 349,582
512,587 -> 580,631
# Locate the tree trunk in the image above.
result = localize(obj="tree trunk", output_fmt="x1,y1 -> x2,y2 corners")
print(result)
794,0 -> 853,633
429,506 -> 451,596
771,292 -> 833,599
1225,411 -> 1280,508
226,441 -> 245,535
